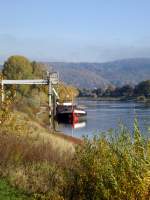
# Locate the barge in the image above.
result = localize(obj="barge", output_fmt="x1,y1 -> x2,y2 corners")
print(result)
56,102 -> 87,123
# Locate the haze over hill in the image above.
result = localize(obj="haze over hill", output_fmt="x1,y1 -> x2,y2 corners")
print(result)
45,58 -> 150,88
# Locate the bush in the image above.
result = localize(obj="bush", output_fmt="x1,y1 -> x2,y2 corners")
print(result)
67,122 -> 150,200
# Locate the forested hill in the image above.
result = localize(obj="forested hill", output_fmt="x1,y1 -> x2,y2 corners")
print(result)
1,58 -> 150,89
45,58 -> 150,88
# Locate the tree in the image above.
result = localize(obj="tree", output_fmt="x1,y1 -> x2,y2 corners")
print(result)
2,55 -> 33,96
134,80 -> 150,97
3,55 -> 33,79
57,83 -> 79,102
119,85 -> 134,97
93,88 -> 103,97
2,55 -> 78,105
104,85 -> 116,97
31,61 -> 46,79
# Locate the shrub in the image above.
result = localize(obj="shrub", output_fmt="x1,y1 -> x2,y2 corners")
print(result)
67,122 -> 150,200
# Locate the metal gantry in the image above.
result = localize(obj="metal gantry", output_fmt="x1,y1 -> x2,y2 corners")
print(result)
0,72 -> 59,129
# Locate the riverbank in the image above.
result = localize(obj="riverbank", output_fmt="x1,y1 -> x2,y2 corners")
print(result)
0,111 -> 76,199
55,131 -> 82,144
1,105 -> 150,199
78,96 -> 150,103
1,119 -> 150,199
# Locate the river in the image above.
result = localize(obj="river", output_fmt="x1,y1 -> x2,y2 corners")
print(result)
58,99 -> 150,138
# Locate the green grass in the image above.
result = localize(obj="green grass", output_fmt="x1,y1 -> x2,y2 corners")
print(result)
0,179 -> 29,200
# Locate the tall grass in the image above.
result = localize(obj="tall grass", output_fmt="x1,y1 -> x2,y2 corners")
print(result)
1,118 -> 150,199
69,127 -> 150,200
0,130 -> 73,199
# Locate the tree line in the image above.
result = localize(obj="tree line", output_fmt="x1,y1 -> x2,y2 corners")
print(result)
79,80 -> 150,100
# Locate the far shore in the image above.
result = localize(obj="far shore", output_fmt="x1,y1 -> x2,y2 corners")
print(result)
77,96 -> 150,103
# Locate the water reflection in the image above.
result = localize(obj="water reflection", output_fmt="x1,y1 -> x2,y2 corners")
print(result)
57,120 -> 86,137
72,121 -> 86,129
58,121 -> 86,129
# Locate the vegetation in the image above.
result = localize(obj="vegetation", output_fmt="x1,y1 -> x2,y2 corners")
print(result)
0,179 -> 28,200
1,95 -> 150,200
3,56 -> 33,96
134,80 -> 150,97
79,80 -> 150,100
2,55 -> 78,99
1,105 -> 150,199
1,94 -> 150,200
0,95 -> 74,199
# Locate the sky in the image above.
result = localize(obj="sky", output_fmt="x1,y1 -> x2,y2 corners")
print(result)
0,0 -> 150,63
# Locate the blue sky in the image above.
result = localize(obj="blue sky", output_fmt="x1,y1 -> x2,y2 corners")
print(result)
0,0 -> 150,63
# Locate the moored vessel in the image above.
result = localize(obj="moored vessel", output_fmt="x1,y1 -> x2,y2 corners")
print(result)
56,102 -> 87,123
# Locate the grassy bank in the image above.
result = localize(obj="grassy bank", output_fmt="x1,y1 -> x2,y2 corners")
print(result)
1,110 -> 150,199
0,111 -> 74,199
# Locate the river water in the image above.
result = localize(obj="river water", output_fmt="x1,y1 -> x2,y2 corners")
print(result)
58,99 -> 150,138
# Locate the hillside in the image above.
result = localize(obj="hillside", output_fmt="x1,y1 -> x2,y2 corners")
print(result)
45,58 -> 150,88
1,58 -> 150,88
